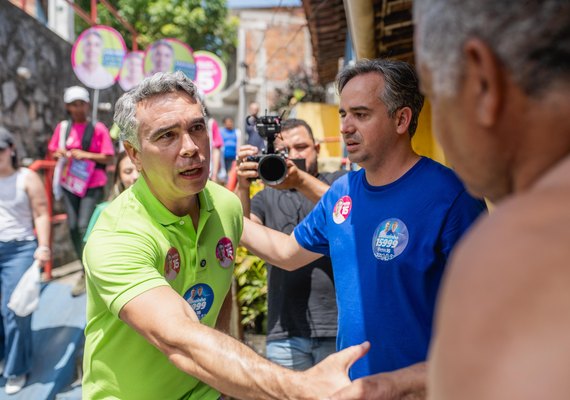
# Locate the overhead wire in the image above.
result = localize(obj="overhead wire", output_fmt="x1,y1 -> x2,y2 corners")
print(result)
249,0 -> 286,63
265,0 -> 330,66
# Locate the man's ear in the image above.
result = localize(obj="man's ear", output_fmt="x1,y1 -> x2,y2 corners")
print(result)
314,141 -> 321,155
463,38 -> 503,127
395,107 -> 413,135
124,141 -> 142,172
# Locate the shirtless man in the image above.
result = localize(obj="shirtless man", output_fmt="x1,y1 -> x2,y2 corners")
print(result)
413,1 -> 570,399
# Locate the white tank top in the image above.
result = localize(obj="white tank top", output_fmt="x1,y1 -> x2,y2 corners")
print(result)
0,168 -> 35,241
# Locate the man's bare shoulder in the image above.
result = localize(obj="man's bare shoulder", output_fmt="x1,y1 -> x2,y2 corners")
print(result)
431,158 -> 570,399
454,156 -> 570,282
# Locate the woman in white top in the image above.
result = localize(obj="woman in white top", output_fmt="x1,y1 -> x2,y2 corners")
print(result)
0,127 -> 50,394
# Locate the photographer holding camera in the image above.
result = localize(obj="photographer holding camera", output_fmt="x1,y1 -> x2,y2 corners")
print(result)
236,118 -> 345,370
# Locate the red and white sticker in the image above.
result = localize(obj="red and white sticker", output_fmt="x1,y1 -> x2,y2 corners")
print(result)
332,195 -> 352,224
215,237 -> 234,268
164,247 -> 181,281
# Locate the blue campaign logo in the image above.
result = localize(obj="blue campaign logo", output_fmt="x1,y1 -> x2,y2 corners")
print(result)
102,49 -> 125,68
372,218 -> 409,261
69,159 -> 93,180
174,61 -> 197,80
183,283 -> 214,320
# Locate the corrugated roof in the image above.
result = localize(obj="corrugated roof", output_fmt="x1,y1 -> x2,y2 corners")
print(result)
228,0 -> 302,9
302,0 -> 415,84
374,0 -> 414,63
302,0 -> 347,84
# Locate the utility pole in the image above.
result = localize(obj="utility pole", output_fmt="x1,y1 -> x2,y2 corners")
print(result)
238,62 -> 249,146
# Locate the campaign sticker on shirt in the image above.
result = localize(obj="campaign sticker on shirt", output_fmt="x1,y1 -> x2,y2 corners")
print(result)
164,247 -> 181,281
372,218 -> 409,261
215,237 -> 234,268
332,196 -> 352,224
184,283 -> 214,320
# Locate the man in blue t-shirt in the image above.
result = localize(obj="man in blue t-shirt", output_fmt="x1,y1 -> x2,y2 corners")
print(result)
220,117 -> 241,175
241,59 -> 486,399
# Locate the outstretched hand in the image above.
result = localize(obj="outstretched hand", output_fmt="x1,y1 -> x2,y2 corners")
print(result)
301,341 -> 370,399
323,362 -> 427,400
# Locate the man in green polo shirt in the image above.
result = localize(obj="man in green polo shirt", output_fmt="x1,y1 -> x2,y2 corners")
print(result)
83,71 -> 368,400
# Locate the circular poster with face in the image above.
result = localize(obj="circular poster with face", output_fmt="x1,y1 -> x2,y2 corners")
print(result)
194,51 -> 227,96
119,51 -> 144,91
143,38 -> 196,80
71,25 -> 126,90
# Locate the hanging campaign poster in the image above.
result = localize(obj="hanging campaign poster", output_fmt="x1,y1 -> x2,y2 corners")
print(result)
119,51 -> 145,91
71,26 -> 127,90
144,38 -> 196,80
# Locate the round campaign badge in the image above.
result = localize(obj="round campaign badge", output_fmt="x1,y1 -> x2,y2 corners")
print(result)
332,195 -> 352,224
143,38 -> 196,80
184,283 -> 214,320
215,237 -> 235,268
372,218 -> 409,261
71,25 -> 127,90
119,51 -> 144,91
164,247 -> 181,281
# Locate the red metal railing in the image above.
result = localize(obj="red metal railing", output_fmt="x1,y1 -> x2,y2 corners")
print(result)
225,162 -> 238,192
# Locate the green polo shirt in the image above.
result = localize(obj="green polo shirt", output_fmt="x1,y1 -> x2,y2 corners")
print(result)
83,176 -> 243,400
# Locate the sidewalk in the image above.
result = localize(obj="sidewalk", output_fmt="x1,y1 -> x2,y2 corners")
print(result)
49,260 -> 83,286
0,260 -> 86,400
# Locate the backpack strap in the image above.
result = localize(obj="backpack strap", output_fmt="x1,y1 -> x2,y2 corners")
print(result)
65,120 -> 106,170
81,121 -> 95,151
63,119 -> 73,145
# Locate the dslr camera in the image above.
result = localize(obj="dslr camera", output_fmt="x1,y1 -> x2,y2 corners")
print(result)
245,113 -> 289,185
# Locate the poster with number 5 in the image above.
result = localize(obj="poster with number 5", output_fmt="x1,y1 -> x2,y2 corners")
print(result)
194,51 -> 227,97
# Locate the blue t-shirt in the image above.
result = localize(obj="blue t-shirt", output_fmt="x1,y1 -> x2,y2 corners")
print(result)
220,127 -> 238,159
294,157 -> 486,379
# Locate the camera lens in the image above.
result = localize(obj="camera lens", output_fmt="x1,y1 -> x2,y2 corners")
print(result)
258,155 -> 287,185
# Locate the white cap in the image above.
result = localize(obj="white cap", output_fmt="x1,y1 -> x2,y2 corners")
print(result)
64,86 -> 90,104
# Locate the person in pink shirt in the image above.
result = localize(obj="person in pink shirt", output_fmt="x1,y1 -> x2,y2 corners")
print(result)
48,86 -> 114,296
207,111 -> 223,183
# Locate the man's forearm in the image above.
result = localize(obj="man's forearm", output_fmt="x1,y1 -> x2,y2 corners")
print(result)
235,183 -> 251,217
296,171 -> 330,203
167,317 -> 369,400
167,319 -> 306,399
122,287 -> 367,399
240,218 -> 319,270
397,362 -> 426,399
124,288 -> 301,399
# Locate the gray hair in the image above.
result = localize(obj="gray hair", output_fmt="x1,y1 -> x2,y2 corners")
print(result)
336,59 -> 424,136
414,0 -> 570,97
114,71 -> 204,150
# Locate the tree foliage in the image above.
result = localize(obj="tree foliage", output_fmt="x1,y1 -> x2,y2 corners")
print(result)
273,69 -> 326,114
75,0 -> 237,63
234,246 -> 267,334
